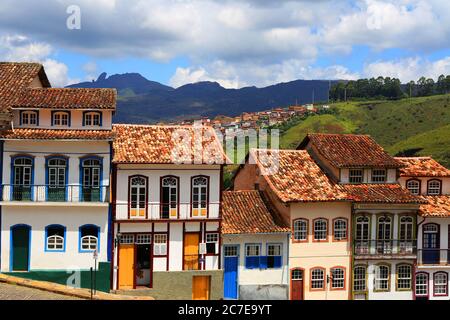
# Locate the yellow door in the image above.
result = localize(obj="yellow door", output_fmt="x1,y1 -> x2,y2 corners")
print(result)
118,244 -> 135,289
184,233 -> 199,270
193,276 -> 210,300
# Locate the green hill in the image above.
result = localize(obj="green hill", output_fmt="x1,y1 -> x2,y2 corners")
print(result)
280,94 -> 450,167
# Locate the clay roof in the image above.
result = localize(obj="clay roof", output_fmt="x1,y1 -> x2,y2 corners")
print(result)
342,184 -> 426,204
419,196 -> 450,217
13,88 -> 116,110
222,191 -> 290,234
250,149 -> 349,203
298,133 -> 400,168
0,128 -> 114,141
112,124 -> 226,164
395,157 -> 450,177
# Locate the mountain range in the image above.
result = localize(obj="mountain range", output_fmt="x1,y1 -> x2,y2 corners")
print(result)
67,73 -> 338,123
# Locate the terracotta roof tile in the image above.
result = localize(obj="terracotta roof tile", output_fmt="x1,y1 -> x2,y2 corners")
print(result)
419,195 -> 450,217
13,88 -> 116,110
342,184 -> 426,204
112,124 -> 226,164
222,191 -> 290,234
250,149 -> 349,202
299,133 -> 400,168
395,157 -> 450,177
0,128 -> 114,140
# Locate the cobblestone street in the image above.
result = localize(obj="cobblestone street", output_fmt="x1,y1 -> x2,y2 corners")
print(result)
0,282 -> 82,300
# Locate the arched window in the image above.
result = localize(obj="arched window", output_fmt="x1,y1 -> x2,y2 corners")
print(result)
406,179 -> 420,195
20,110 -> 38,126
81,157 -> 102,202
161,176 -> 178,219
422,223 -> 440,264
47,157 -> 67,201
330,267 -> 345,290
129,176 -> 147,218
353,265 -> 367,292
313,218 -> 328,241
374,264 -> 390,291
427,180 -> 441,196
79,225 -> 99,252
192,176 -> 208,217
333,218 -> 347,241
355,215 -> 370,254
396,264 -> 412,290
377,215 -> 393,254
433,272 -> 448,296
45,225 -> 65,251
83,111 -> 102,126
415,273 -> 429,297
310,268 -> 325,290
12,156 -> 33,201
52,111 -> 70,126
293,219 -> 308,241
399,216 -> 415,254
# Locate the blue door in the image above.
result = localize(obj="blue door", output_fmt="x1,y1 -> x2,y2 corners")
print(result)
224,245 -> 239,299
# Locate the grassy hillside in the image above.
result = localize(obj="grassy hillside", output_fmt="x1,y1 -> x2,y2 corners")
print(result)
280,94 -> 450,167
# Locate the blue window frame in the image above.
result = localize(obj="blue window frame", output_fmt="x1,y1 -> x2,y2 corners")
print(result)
79,156 -> 103,202
19,110 -> 39,126
45,224 -> 66,252
266,243 -> 283,269
79,224 -> 100,253
10,155 -> 34,201
82,111 -> 102,127
45,156 -> 68,201
245,243 -> 261,269
51,111 -> 71,127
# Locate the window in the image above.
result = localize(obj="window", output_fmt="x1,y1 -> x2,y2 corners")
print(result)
161,176 -> 178,219
267,244 -> 282,269
205,233 -> 218,254
406,179 -> 420,195
293,219 -> 308,241
371,169 -> 386,183
45,225 -> 65,251
313,218 -> 327,241
331,267 -> 345,289
396,264 -> 412,290
434,272 -> 448,296
52,111 -> 70,126
374,265 -> 390,291
311,268 -> 325,290
81,158 -> 102,202
353,266 -> 366,292
12,156 -> 33,201
399,216 -> 414,241
47,158 -> 67,201
192,176 -> 208,217
79,225 -> 99,252
20,111 -> 38,126
153,234 -> 167,255
355,215 -> 370,254
224,246 -> 238,257
427,180 -> 441,196
245,244 -> 260,269
136,234 -> 151,244
119,234 -> 135,244
349,169 -> 363,183
83,112 -> 101,126
333,218 -> 347,241
292,269 -> 303,280
377,216 -> 392,240
415,273 -> 429,297
129,176 -> 147,218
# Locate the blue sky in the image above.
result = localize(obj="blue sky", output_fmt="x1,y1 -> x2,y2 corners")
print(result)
0,0 -> 449,88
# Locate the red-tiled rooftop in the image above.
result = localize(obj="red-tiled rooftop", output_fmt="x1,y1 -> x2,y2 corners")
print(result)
13,88 -> 117,110
112,124 -> 226,164
250,149 -> 349,203
342,184 -> 426,204
0,128 -> 115,141
419,196 -> 450,217
298,133 -> 400,168
395,157 -> 450,177
222,191 -> 290,234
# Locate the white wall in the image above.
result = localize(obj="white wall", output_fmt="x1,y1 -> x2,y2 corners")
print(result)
340,168 -> 397,184
398,176 -> 450,195
414,268 -> 450,300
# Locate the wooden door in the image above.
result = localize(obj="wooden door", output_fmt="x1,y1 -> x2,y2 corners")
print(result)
12,225 -> 30,271
118,244 -> 136,289
193,276 -> 210,300
291,269 -> 304,300
184,233 -> 199,270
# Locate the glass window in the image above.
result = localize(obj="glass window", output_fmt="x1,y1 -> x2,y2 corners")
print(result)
377,216 -> 392,240
406,180 -> 420,195
192,176 -> 208,216
314,219 -> 327,241
136,234 -> 151,244
353,266 -> 366,292
292,269 -> 303,281
399,216 -> 414,241
267,244 -> 282,269
293,219 -> 307,241
130,176 -> 147,218
427,180 -> 441,195
333,218 -> 347,240
205,233 -> 218,254
311,268 -> 325,290
53,112 -> 69,126
371,169 -> 386,183
224,246 -> 238,257
46,225 -> 65,251
21,111 -> 38,126
153,234 -> 167,255
84,112 -> 101,126
80,225 -> 99,251
161,177 -> 178,219
396,264 -> 412,290
349,169 -> 363,183
415,273 -> 428,296
245,244 -> 260,269
374,265 -> 390,291
434,272 -> 448,296
119,234 -> 135,244
331,267 -> 345,289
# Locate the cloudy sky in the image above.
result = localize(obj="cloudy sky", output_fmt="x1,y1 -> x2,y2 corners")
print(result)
1,0 -> 449,88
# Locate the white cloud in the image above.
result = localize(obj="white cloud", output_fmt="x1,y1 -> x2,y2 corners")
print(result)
82,61 -> 99,81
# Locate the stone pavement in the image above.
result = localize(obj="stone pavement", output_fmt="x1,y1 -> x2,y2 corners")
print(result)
0,282 -> 82,300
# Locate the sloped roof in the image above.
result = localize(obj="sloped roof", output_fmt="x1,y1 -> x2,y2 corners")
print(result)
222,190 -> 290,234
298,133 -> 400,168
395,157 -> 450,177
0,128 -> 115,141
112,124 -> 226,164
419,195 -> 450,217
342,183 -> 426,204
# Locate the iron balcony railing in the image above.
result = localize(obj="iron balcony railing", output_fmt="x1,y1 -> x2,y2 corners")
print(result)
417,249 -> 450,265
0,184 -> 110,203
354,240 -> 417,256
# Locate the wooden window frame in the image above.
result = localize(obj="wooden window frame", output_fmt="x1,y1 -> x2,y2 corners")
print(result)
330,266 -> 346,291
332,217 -> 348,242
349,168 -> 364,184
51,110 -> 71,127
353,265 -> 367,293
371,168 -> 387,183
190,175 -> 210,218
396,263 -> 413,291
310,267 -> 326,291
374,263 -> 391,292
433,272 -> 448,297
128,175 -> 149,219
82,111 -> 102,127
19,110 -> 39,126
312,218 -> 328,242
406,178 -> 421,196
414,272 -> 429,298
160,175 -> 180,219
292,218 -> 308,243
427,179 -> 442,196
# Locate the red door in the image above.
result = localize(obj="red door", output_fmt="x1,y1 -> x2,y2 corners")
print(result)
291,269 -> 304,300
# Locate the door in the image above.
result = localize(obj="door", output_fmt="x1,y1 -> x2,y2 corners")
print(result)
223,245 -> 239,299
423,224 -> 439,264
12,225 -> 30,271
118,244 -> 136,289
184,233 -> 199,270
291,269 -> 304,300
193,276 -> 210,300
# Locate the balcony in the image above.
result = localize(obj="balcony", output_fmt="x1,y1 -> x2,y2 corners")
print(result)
354,240 -> 417,259
417,249 -> 450,266
0,184 -> 110,203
